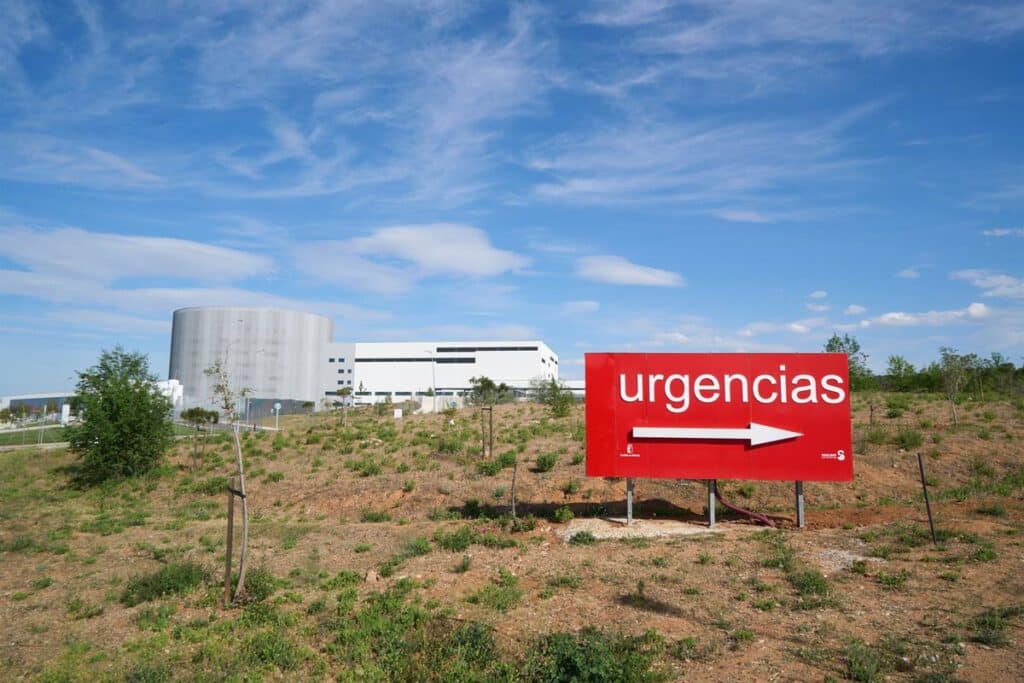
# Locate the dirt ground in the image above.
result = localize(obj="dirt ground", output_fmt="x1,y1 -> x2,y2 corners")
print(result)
0,394 -> 1021,681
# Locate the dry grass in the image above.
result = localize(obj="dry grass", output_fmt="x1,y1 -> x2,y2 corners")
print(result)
0,395 -> 1022,681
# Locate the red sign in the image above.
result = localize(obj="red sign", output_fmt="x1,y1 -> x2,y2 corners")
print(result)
585,353 -> 852,481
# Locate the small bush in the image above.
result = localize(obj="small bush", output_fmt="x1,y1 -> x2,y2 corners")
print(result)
243,630 -> 305,671
434,525 -> 476,552
466,568 -> 522,612
569,531 -> 597,546
243,566 -> 279,602
121,561 -> 208,606
524,628 -> 665,682
361,509 -> 391,523
553,506 -> 574,523
788,569 -> 829,596
877,569 -> 909,590
561,479 -> 580,495
535,452 -> 558,472
845,640 -> 881,682
892,429 -> 923,450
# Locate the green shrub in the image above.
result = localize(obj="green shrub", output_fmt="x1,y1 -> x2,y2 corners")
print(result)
561,479 -> 581,495
553,506 -> 574,523
361,509 -> 391,523
434,525 -> 476,552
788,569 -> 829,596
121,561 -> 208,606
524,627 -> 666,682
569,531 -> 597,546
242,630 -> 305,671
67,348 -> 175,484
535,452 -> 558,472
892,429 -> 923,450
243,566 -> 279,602
845,640 -> 882,682
877,569 -> 909,590
466,569 -> 522,612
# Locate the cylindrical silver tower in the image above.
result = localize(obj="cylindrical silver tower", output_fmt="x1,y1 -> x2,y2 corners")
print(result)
169,307 -> 332,409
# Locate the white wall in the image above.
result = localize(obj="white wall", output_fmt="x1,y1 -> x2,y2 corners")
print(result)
344,341 -> 558,403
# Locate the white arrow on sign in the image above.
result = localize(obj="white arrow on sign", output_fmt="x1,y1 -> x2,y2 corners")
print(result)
632,422 -> 803,447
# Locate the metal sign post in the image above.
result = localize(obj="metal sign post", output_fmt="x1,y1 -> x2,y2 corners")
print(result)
626,478 -> 635,525
795,481 -> 805,529
707,480 -> 717,528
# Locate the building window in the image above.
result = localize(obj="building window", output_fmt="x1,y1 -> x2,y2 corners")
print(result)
435,357 -> 475,364
339,358 -> 345,362
338,369 -> 344,374
337,380 -> 345,385
348,368 -> 352,373
329,358 -> 335,363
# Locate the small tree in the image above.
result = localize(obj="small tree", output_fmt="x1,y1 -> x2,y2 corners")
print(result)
204,359 -> 251,602
468,376 -> 512,406
939,347 -> 968,426
885,355 -> 916,393
338,386 -> 352,425
825,333 -> 874,390
181,407 -> 219,470
67,347 -> 173,484
533,378 -> 574,418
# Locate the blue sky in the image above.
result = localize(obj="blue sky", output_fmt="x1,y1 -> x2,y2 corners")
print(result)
1,1 -> 1023,394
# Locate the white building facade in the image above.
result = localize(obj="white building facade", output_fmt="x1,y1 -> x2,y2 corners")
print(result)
326,340 -> 559,404
168,307 -> 559,410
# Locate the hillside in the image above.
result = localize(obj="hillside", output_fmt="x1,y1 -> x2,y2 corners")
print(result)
1,393 -> 1022,681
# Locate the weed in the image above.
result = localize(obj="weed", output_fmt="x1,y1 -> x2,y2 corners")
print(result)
969,606 -> 1023,646
242,630 -> 305,671
453,555 -> 472,573
134,604 -> 176,631
66,596 -> 104,619
360,509 -> 391,523
402,479 -> 415,493
547,573 -> 583,590
845,640 -> 882,682
569,531 -> 597,546
354,542 -> 372,553
892,429 -> 923,450
878,569 -> 909,590
977,504 -> 1005,517
31,576 -> 54,590
121,561 -> 208,606
467,569 -> 522,612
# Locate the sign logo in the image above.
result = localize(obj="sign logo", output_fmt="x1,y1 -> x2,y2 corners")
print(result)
585,353 -> 853,482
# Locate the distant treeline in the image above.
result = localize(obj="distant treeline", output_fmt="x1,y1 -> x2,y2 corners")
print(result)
826,333 -> 1023,397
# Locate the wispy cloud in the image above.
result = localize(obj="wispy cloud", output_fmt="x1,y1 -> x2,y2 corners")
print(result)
898,267 -> 921,279
739,317 -> 827,337
562,300 -> 600,314
575,255 -> 684,287
952,269 -> 1024,298
982,227 -> 1024,237
862,303 -> 990,327
844,304 -> 867,315
0,225 -> 271,283
808,290 -> 828,299
293,224 -> 529,294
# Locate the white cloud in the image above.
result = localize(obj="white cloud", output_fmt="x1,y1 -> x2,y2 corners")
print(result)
0,225 -> 272,284
805,302 -> 831,312
711,209 -> 773,223
740,317 -> 827,337
863,302 -> 990,327
575,255 -> 684,287
898,267 -> 920,279
563,300 -> 600,314
808,290 -> 828,299
0,269 -> 387,321
981,227 -> 1024,237
294,224 -> 528,294
46,310 -> 171,335
844,304 -> 867,315
952,269 -> 1024,298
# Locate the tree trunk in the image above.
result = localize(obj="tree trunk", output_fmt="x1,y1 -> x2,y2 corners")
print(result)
231,427 -> 250,601
949,396 -> 959,427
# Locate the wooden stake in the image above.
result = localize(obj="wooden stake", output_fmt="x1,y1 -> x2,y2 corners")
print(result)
223,482 -> 235,607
